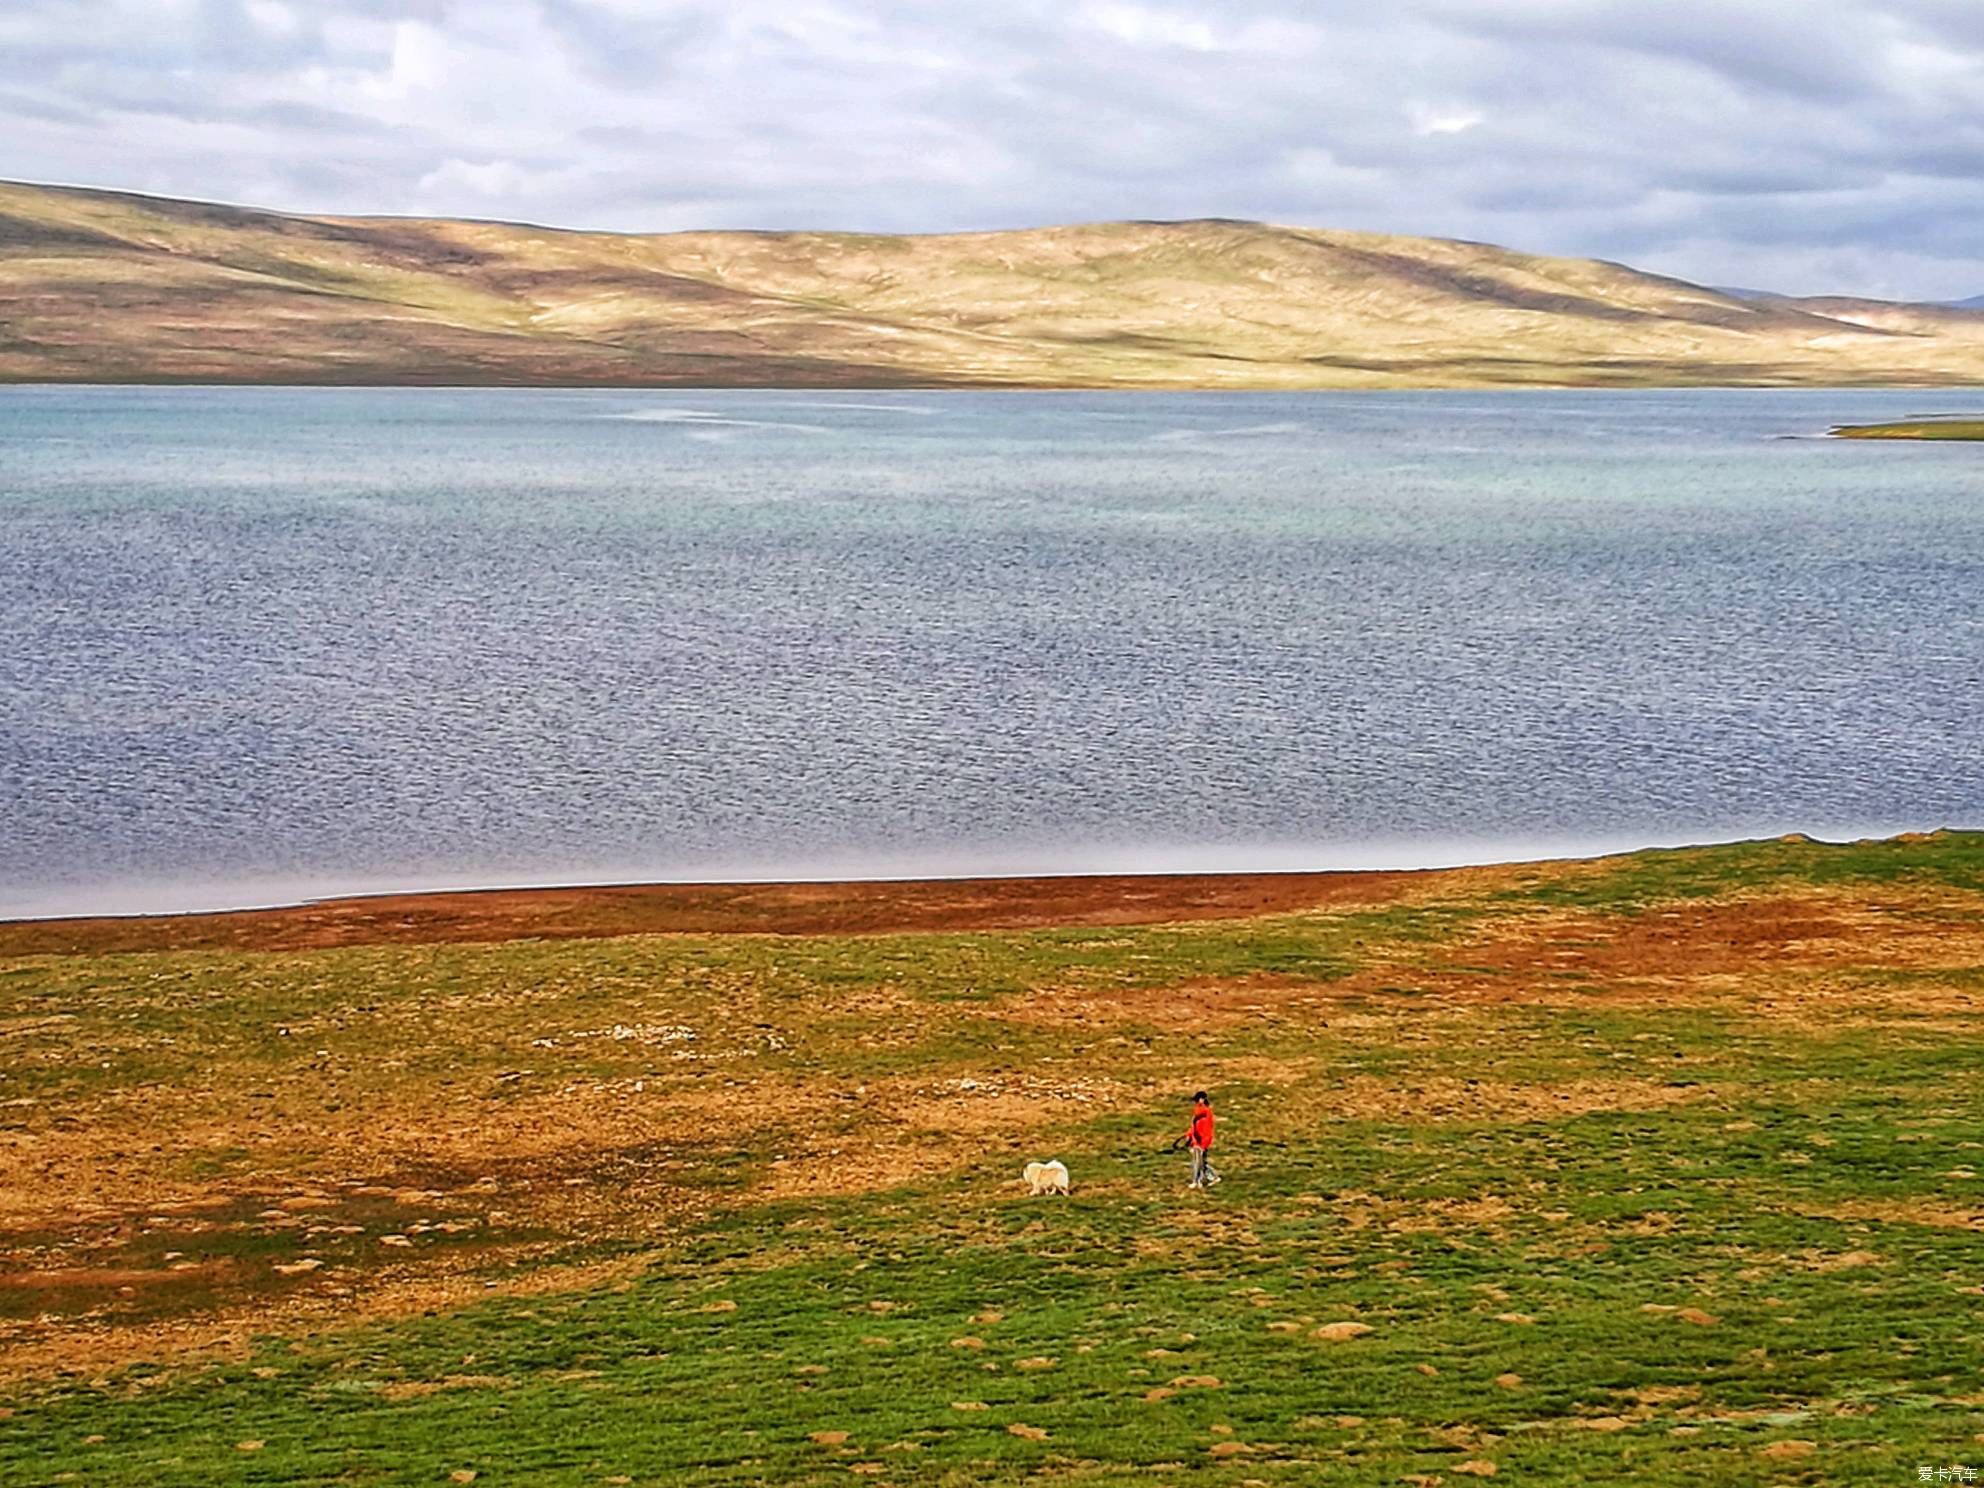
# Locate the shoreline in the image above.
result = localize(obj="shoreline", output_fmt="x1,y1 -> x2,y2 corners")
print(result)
1829,416 -> 1984,439
0,828 -> 1964,956
0,825 -> 1945,926
10,379 -> 1984,395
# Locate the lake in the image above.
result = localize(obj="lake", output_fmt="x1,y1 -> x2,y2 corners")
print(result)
1,386 -> 1979,917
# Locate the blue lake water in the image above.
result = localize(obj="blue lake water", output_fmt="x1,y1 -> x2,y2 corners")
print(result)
1,385 -> 1979,917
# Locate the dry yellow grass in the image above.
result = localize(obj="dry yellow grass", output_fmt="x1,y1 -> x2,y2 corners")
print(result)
6,179 -> 1984,387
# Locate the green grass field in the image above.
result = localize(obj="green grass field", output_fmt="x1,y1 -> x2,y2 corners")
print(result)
3,834 -> 1983,1484
1830,419 -> 1984,439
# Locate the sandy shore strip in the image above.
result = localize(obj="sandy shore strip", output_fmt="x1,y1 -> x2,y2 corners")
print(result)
0,862 -> 1570,956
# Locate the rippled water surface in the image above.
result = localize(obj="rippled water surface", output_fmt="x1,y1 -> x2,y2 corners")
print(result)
2,386 -> 1979,915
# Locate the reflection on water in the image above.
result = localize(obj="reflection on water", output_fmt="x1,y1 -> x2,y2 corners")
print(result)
1,386 -> 1979,917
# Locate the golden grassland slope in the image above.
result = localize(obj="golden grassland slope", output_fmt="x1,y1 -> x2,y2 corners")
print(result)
6,179 -> 1984,388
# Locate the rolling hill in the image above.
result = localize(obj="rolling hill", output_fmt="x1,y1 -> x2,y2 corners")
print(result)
4,178 -> 1984,389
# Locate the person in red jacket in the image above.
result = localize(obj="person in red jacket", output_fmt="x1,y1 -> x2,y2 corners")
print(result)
1184,1090 -> 1220,1189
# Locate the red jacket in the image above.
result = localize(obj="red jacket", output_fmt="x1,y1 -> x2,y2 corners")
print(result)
1188,1103 -> 1215,1150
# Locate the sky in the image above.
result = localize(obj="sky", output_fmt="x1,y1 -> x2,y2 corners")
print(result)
5,0 -> 1984,300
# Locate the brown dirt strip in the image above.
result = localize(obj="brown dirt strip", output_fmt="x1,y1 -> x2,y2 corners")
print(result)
0,864 -> 1546,955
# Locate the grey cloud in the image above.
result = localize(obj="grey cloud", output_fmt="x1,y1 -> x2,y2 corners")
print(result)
0,88 -> 97,126
4,0 -> 1983,296
535,0 -> 720,89
1427,0 -> 1892,105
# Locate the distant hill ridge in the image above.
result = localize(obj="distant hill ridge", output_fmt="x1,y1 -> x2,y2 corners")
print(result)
3,179 -> 1982,388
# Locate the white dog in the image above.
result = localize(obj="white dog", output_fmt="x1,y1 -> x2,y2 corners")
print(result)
1022,1159 -> 1070,1196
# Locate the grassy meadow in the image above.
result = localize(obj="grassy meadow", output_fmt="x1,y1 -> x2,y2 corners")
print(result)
1830,420 -> 1984,440
3,833 -> 1983,1484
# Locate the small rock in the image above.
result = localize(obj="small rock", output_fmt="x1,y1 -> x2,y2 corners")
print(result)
950,1401 -> 988,1411
701,1300 -> 737,1313
1454,1461 -> 1497,1477
1015,1356 -> 1056,1371
1170,1375 -> 1222,1389
1209,1442 -> 1253,1457
274,1259 -> 323,1276
450,1473 -> 477,1485
1314,1321 -> 1373,1341
1494,1313 -> 1534,1326
809,1431 -> 850,1446
236,1441 -> 264,1452
379,1235 -> 412,1248
950,1336 -> 985,1350
1494,1373 -> 1523,1390
1761,1440 -> 1816,1459
1415,1363 -> 1439,1377
1583,1416 -> 1632,1432
1675,1308 -> 1720,1326
1007,1423 -> 1048,1441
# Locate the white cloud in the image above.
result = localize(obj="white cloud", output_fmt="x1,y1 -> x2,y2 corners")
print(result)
1409,105 -> 1484,137
414,157 -> 549,203
3,0 -> 1982,298
1075,2 -> 1223,52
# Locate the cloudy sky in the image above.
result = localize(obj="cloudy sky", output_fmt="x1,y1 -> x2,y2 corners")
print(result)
6,0 -> 1984,298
